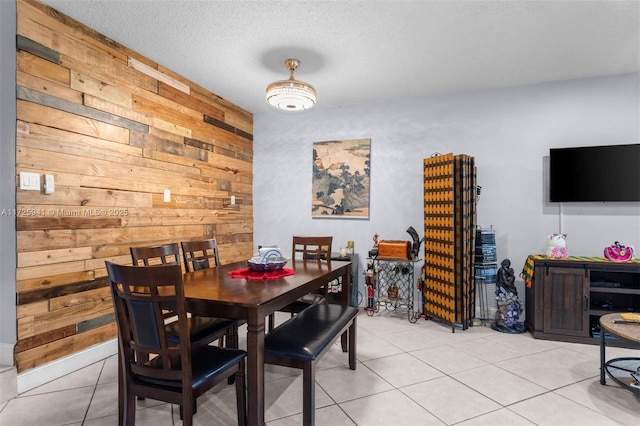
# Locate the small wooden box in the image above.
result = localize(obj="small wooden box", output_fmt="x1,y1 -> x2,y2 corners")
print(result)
377,240 -> 411,260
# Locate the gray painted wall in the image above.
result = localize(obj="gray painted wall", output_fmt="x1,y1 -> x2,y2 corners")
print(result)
1,0 -> 17,365
253,73 -> 640,305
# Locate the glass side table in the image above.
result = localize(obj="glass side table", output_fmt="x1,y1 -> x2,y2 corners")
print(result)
599,312 -> 640,395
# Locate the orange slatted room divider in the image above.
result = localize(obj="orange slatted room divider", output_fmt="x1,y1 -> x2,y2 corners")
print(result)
423,154 -> 476,331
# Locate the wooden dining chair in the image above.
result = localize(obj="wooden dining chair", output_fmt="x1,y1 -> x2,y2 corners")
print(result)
105,262 -> 247,426
268,236 -> 333,331
130,243 -> 181,266
129,243 -> 236,350
291,236 -> 333,263
180,238 -> 241,354
181,238 -> 221,272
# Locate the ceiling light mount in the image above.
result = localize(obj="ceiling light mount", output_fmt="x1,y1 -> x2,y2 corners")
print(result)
266,58 -> 316,111
284,58 -> 300,78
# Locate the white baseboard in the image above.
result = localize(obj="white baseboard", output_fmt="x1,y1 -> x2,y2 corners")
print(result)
17,339 -> 117,394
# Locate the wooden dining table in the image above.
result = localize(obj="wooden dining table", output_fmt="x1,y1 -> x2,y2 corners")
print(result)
182,258 -> 353,426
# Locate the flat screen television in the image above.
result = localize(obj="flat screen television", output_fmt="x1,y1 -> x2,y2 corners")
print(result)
549,143 -> 640,202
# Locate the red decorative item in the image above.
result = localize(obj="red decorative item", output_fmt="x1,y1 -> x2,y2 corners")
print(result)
604,241 -> 635,262
227,267 -> 295,280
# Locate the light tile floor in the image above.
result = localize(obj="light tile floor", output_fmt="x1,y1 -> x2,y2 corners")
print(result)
1,309 -> 639,425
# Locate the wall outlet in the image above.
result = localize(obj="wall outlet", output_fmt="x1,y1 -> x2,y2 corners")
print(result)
163,189 -> 171,202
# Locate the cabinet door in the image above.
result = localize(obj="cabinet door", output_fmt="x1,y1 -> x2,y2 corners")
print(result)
542,266 -> 589,337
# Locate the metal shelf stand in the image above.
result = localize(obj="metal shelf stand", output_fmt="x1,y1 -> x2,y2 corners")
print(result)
366,258 -> 420,323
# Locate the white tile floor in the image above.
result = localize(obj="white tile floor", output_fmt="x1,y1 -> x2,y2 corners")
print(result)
1,309 -> 639,425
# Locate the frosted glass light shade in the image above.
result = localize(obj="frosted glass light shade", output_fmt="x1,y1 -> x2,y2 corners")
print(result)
266,59 -> 316,111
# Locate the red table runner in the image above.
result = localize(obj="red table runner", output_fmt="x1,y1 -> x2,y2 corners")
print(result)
227,267 -> 295,280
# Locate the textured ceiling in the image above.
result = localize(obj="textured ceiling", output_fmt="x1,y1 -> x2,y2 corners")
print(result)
42,0 -> 640,116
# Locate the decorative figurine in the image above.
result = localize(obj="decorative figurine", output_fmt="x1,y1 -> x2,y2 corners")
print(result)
545,233 -> 569,259
406,226 -> 425,260
369,233 -> 380,258
367,283 -> 375,309
364,260 -> 376,311
491,258 -> 526,333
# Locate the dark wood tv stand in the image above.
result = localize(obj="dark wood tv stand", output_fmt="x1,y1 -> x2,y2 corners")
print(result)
524,257 -> 640,348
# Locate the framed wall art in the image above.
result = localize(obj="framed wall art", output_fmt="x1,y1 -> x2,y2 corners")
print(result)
312,138 -> 371,218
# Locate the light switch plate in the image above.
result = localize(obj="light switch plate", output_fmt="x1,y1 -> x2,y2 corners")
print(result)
44,174 -> 55,194
19,172 -> 40,191
163,189 -> 171,202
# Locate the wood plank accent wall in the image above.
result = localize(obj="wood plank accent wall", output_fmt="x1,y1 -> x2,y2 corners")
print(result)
14,0 -> 254,373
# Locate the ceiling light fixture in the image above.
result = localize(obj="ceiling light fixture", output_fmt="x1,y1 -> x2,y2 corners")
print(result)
266,59 -> 316,111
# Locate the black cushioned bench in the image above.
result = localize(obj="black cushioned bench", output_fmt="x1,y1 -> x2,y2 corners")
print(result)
264,303 -> 358,426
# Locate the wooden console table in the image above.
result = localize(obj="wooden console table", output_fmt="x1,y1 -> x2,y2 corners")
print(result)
523,256 -> 640,346
599,312 -> 640,394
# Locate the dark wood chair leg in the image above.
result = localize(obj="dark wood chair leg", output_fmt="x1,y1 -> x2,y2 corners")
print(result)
181,397 -> 196,426
268,313 -> 275,331
303,362 -> 315,426
228,323 -> 238,384
349,319 -> 357,370
125,392 -> 136,426
235,361 -> 247,426
341,331 -> 348,352
179,399 -> 197,424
